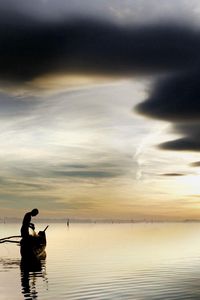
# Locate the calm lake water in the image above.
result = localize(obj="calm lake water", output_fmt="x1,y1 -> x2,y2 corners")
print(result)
1,222 -> 200,299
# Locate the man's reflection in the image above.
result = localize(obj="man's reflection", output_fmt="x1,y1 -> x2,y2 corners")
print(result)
20,255 -> 47,299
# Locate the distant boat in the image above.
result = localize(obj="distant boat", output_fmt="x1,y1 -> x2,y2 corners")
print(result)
20,226 -> 48,260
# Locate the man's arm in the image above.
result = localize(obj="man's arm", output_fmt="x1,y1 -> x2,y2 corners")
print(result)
29,223 -> 35,230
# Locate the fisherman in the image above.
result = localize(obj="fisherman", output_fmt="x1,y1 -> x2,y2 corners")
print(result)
21,209 -> 39,239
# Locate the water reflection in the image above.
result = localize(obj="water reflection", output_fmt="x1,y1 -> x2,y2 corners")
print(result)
0,257 -> 20,271
3,223 -> 200,299
20,256 -> 47,299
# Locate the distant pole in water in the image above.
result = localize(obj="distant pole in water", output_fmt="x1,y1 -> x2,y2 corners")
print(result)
67,219 -> 69,227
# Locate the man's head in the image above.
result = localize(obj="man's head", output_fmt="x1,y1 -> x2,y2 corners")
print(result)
31,208 -> 39,216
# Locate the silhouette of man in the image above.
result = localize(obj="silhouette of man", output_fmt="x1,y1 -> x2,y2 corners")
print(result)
21,209 -> 39,238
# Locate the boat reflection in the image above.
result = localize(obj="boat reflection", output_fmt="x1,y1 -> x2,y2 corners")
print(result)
20,255 -> 47,299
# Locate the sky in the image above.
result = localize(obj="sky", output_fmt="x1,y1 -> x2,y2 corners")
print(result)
2,0 -> 200,220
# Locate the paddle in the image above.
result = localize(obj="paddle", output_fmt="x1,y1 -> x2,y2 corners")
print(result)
0,235 -> 21,241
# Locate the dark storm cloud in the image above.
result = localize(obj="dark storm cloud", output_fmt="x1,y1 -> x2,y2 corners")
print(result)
135,58 -> 200,153
1,7 -> 200,154
0,14 -> 200,83
158,123 -> 200,151
159,138 -> 200,151
135,69 -> 200,122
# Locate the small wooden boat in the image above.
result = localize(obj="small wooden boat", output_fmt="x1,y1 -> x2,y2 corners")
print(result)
20,226 -> 48,260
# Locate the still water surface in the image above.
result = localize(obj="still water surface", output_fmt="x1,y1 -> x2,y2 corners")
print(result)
1,223 -> 200,299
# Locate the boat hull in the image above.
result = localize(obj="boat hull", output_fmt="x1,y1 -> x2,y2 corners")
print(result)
20,231 -> 46,260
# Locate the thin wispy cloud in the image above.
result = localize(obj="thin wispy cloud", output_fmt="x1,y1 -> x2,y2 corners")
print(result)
160,173 -> 185,177
190,161 -> 200,167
